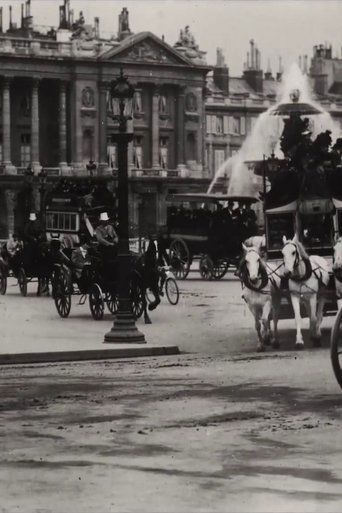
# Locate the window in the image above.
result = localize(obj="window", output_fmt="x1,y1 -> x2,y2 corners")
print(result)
107,140 -> 117,169
133,136 -> 143,169
133,91 -> 143,113
46,212 -> 79,232
159,137 -> 168,169
216,116 -> 224,134
214,149 -> 225,172
20,134 -> 31,167
230,117 -> 240,135
206,115 -> 212,134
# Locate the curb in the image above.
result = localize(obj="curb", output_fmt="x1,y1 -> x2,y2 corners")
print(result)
0,346 -> 180,365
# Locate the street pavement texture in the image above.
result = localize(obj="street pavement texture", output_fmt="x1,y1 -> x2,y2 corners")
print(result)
1,271 -> 342,512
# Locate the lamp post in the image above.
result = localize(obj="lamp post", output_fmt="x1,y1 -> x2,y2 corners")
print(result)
38,168 -> 48,222
104,69 -> 145,344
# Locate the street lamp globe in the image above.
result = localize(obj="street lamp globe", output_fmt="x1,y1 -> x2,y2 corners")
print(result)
110,69 -> 135,129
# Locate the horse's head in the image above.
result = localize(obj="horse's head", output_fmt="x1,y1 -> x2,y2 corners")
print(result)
281,234 -> 308,276
242,243 -> 262,284
333,236 -> 342,272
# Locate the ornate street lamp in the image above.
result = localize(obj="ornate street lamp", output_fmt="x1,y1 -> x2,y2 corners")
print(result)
38,168 -> 48,222
104,69 -> 145,344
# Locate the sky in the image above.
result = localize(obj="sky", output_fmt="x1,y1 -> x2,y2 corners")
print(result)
2,0 -> 342,75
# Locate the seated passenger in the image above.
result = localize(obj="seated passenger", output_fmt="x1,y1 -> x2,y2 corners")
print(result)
71,237 -> 92,293
95,212 -> 118,262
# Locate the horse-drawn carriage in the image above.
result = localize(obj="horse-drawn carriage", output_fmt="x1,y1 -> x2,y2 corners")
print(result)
44,176 -> 149,322
239,87 -> 342,388
164,192 -> 258,280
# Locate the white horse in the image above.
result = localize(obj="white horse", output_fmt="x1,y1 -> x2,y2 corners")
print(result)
282,235 -> 330,349
332,237 -> 342,311
239,244 -> 282,352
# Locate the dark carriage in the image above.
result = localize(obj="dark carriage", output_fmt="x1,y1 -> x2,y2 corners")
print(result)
0,238 -> 52,297
53,245 -> 145,321
165,192 -> 259,280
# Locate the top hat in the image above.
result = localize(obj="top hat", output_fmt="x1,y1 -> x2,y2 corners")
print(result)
29,213 -> 37,221
100,212 -> 109,222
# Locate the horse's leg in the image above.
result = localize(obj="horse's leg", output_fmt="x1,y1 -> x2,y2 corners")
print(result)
271,293 -> 281,349
142,284 -> 152,324
314,295 -> 325,346
254,307 -> 265,352
290,293 -> 304,349
260,299 -> 272,348
307,293 -> 320,346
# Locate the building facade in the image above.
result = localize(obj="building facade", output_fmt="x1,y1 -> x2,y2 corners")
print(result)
0,1 -> 342,238
0,1 -> 210,238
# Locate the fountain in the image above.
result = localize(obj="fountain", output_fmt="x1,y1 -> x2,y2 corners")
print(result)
207,63 -> 342,200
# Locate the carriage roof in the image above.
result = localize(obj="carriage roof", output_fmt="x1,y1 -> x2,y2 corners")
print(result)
166,193 -> 258,204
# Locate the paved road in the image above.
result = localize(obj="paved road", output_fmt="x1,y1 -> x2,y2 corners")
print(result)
1,272 -> 342,512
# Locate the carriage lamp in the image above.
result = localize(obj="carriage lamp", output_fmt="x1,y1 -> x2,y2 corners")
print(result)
104,70 -> 146,344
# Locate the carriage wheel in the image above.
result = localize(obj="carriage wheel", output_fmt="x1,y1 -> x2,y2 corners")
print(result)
106,291 -> 118,314
169,239 -> 190,280
131,282 -> 144,320
331,307 -> 342,389
165,277 -> 179,305
54,275 -> 71,318
18,268 -> 27,297
0,266 -> 7,295
212,258 -> 229,280
89,284 -> 104,320
199,255 -> 213,280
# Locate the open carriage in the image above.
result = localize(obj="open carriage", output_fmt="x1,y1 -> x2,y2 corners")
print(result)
44,177 -> 145,321
165,192 -> 259,280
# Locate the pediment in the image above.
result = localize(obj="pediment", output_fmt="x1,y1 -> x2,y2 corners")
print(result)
101,32 -> 193,66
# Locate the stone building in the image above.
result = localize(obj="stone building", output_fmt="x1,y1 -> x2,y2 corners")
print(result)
0,1 -> 210,238
205,41 -> 342,193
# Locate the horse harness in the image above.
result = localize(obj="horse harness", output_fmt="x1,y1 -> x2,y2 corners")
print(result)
283,242 -> 327,293
239,249 -> 283,294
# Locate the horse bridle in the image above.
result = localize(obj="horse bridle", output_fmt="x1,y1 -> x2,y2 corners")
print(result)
241,249 -> 269,292
283,241 -> 312,282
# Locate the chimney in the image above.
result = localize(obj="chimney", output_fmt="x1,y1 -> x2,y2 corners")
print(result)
213,47 -> 229,95
276,56 -> 283,81
303,55 -> 308,74
26,0 -> 31,17
243,40 -> 263,92
264,59 -> 273,80
21,3 -> 24,27
94,16 -> 99,38
250,39 -> 255,68
9,6 -> 13,30
299,55 -> 302,71
70,9 -> 74,25
0,7 -> 2,33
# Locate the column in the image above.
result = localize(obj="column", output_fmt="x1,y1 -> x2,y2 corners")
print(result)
152,86 -> 160,169
176,85 -> 185,169
196,86 -> 203,172
59,80 -> 68,171
98,81 -> 109,174
2,77 -> 15,174
5,189 -> 16,237
31,78 -> 41,174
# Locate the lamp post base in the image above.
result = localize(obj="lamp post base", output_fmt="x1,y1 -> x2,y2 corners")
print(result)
104,312 -> 146,344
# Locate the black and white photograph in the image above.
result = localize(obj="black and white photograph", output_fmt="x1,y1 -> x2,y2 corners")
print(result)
0,0 -> 342,511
